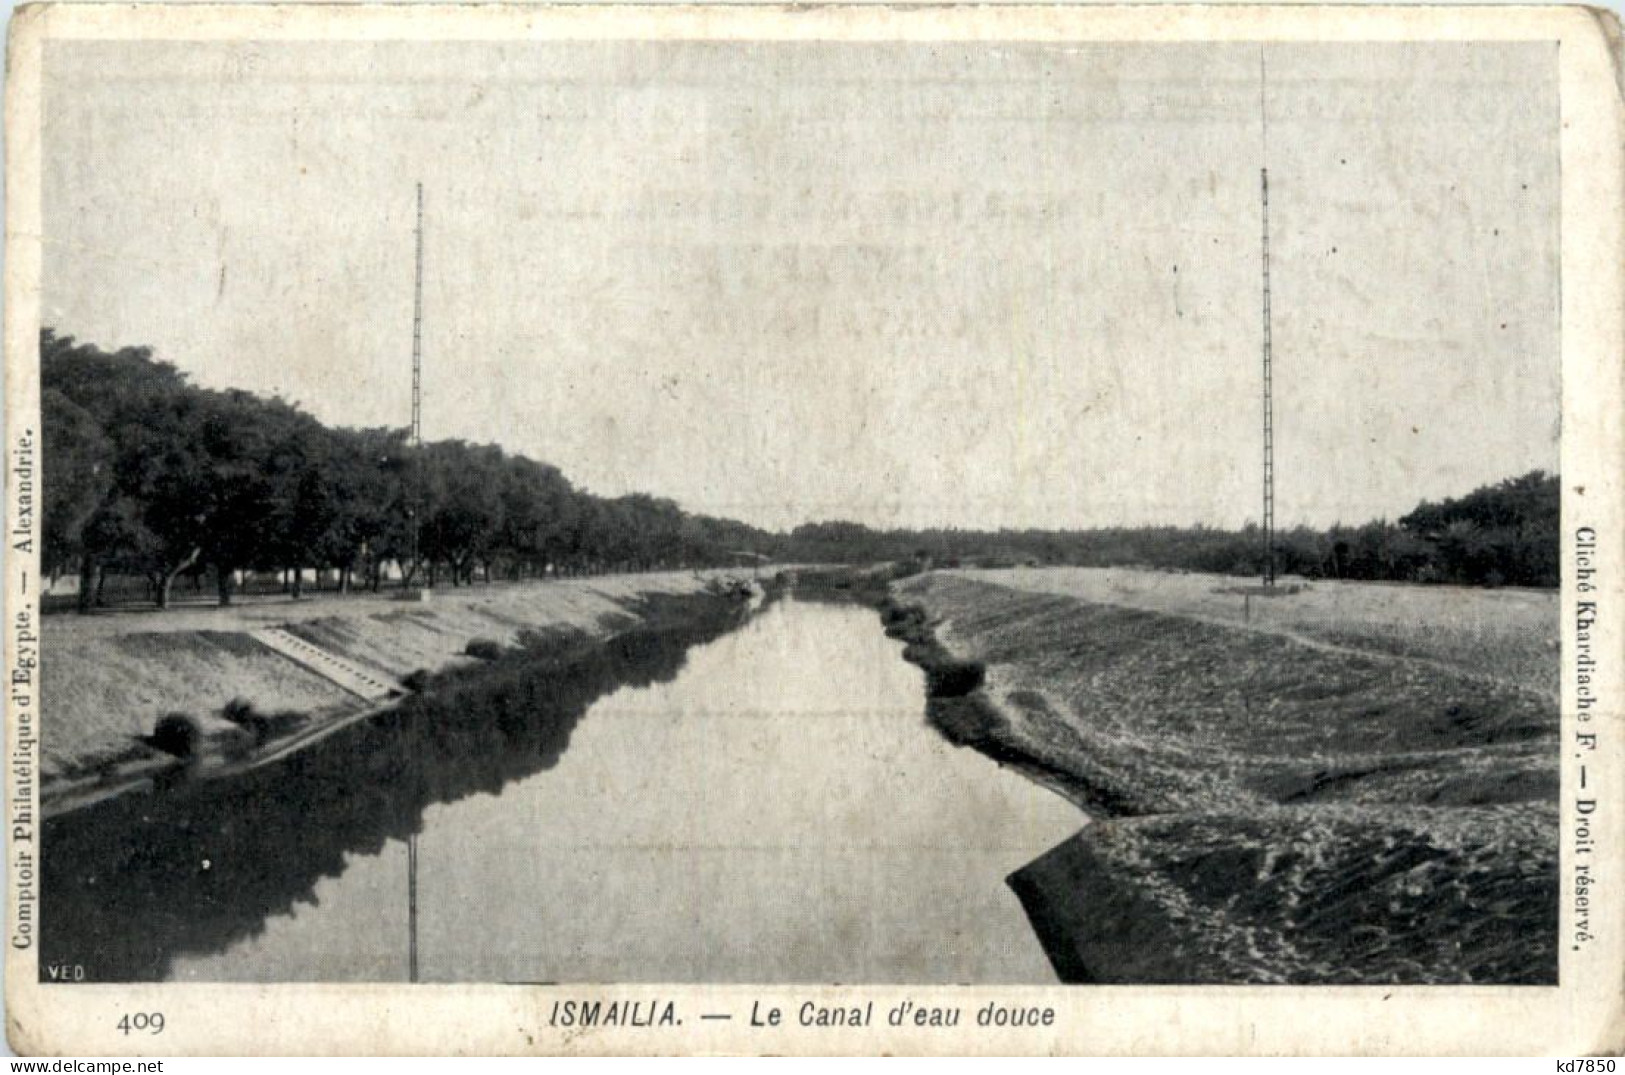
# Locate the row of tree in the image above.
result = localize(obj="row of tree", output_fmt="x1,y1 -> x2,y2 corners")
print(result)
42,331 -> 772,610
42,330 -> 1559,612
783,470 -> 1559,587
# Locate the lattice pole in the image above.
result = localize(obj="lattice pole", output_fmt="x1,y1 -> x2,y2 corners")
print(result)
1261,166 -> 1275,588
409,183 -> 424,576
1259,51 -> 1276,588
407,182 -> 424,985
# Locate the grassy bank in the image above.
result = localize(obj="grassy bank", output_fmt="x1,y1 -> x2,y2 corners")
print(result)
886,570 -> 1558,984
42,572 -> 758,813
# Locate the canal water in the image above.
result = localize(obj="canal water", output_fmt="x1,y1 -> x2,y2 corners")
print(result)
47,597 -> 1083,983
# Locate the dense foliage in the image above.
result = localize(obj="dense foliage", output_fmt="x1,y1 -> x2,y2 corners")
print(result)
41,331 -> 772,609
784,469 -> 1558,588
42,330 -> 1558,610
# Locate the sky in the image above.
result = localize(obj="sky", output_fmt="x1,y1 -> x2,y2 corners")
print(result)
40,39 -> 1559,532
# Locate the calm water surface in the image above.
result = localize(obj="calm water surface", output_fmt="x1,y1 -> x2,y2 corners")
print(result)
57,598 -> 1083,983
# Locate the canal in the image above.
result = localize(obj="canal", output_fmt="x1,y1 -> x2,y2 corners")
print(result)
45,595 -> 1083,983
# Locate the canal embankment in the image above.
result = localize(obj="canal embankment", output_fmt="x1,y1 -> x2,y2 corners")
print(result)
41,572 -> 760,817
43,588 -> 1074,983
882,569 -> 1560,984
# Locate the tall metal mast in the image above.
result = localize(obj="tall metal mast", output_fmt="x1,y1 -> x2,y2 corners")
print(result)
1259,54 -> 1276,588
409,182 -> 424,575
407,182 -> 423,985
1261,168 -> 1275,587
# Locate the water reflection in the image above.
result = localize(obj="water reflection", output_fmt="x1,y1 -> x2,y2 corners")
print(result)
42,601 -> 743,982
46,596 -> 1083,984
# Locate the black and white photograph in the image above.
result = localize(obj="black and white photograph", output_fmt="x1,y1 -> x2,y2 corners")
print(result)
4,2 -> 1622,1057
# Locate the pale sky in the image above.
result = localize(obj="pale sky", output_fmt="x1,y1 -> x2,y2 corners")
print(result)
42,40 -> 1559,531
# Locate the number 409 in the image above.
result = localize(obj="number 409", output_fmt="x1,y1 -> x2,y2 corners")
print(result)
117,1012 -> 164,1035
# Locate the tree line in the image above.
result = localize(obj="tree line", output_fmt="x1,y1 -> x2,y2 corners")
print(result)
784,469 -> 1559,588
42,329 -> 1558,612
42,330 -> 773,611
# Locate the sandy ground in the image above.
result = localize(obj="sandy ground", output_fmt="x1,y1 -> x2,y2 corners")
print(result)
894,569 -> 1559,983
947,566 -> 1559,699
42,572 -> 721,780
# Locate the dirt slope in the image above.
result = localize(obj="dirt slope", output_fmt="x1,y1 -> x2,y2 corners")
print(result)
893,571 -> 1559,983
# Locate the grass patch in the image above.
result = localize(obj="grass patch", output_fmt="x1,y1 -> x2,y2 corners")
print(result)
147,713 -> 201,758
464,638 -> 504,661
219,698 -> 308,746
